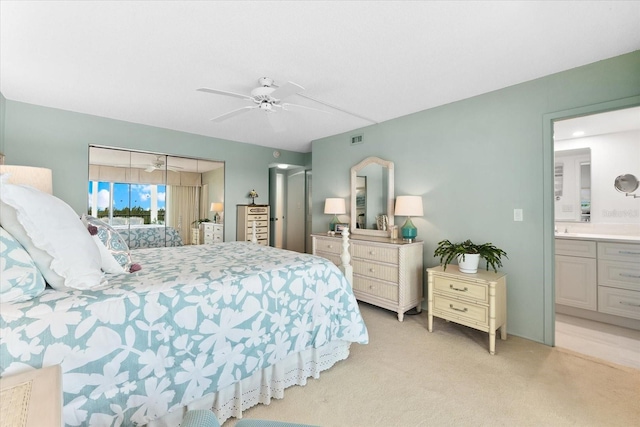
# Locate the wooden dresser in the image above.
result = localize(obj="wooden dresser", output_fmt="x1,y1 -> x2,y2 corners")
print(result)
312,234 -> 423,321
427,265 -> 507,355
237,205 -> 270,246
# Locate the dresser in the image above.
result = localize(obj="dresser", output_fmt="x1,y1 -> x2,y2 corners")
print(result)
202,223 -> 223,244
237,205 -> 270,246
312,234 -> 423,321
427,265 -> 507,355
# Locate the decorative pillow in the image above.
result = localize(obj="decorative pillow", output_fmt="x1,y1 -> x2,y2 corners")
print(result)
92,235 -> 127,275
81,215 -> 133,272
0,226 -> 46,301
0,178 -> 104,290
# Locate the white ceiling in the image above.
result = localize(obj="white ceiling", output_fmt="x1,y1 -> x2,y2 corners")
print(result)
554,106 -> 640,141
1,1 -> 639,153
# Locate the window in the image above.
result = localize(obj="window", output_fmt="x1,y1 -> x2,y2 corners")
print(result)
88,181 -> 166,225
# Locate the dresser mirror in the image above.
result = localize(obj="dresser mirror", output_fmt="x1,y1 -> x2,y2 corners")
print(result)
350,156 -> 394,236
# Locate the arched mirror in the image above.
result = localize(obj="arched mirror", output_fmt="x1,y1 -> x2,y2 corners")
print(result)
350,156 -> 394,237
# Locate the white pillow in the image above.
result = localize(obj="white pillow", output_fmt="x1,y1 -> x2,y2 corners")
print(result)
0,179 -> 104,290
92,235 -> 127,275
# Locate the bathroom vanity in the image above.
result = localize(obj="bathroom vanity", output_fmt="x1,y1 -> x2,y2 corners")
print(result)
555,233 -> 640,330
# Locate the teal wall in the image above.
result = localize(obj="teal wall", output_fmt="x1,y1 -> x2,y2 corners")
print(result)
0,92 -> 6,154
2,101 -> 309,241
311,51 -> 640,344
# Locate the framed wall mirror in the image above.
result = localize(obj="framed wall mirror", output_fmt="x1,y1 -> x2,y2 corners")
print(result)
350,156 -> 394,237
88,146 -> 224,247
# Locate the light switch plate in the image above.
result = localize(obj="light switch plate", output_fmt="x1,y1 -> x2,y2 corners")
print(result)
514,208 -> 523,221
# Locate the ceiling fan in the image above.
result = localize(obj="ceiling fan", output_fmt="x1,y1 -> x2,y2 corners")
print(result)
137,156 -> 183,173
197,77 -> 331,123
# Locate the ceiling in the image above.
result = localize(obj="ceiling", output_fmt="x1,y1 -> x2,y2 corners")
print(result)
554,106 -> 640,141
1,1 -> 639,153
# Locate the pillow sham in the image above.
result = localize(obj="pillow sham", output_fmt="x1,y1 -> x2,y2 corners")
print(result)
0,178 -> 104,290
81,215 -> 133,272
0,226 -> 46,302
92,235 -> 127,275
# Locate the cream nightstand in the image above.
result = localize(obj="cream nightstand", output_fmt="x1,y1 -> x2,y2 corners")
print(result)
427,265 -> 507,355
0,365 -> 62,427
203,223 -> 223,244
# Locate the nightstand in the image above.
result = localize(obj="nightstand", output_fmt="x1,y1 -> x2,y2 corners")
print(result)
0,365 -> 62,427
427,265 -> 507,355
203,223 -> 223,244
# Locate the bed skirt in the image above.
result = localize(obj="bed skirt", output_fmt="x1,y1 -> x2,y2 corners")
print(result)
146,340 -> 352,426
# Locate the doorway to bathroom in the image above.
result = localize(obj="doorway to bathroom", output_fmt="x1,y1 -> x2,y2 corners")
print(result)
549,104 -> 640,369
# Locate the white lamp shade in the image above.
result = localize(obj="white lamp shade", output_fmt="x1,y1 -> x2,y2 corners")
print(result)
210,202 -> 224,212
0,165 -> 53,194
324,198 -> 346,215
394,195 -> 423,217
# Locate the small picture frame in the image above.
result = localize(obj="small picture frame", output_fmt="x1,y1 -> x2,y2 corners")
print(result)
334,223 -> 349,234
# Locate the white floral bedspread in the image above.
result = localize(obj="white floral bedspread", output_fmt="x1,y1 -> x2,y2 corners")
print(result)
113,225 -> 183,249
0,242 -> 368,426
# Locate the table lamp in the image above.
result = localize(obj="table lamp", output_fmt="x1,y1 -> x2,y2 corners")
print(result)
324,198 -> 346,231
394,195 -> 423,242
210,202 -> 224,223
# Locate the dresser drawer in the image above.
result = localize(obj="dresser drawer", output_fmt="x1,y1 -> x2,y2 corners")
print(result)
351,243 -> 399,263
316,252 -> 341,266
247,220 -> 269,228
598,242 -> 640,262
433,294 -> 488,325
598,286 -> 640,320
353,259 -> 398,282
353,276 -> 399,302
433,276 -> 488,303
314,238 -> 342,255
555,239 -> 597,258
597,259 -> 640,291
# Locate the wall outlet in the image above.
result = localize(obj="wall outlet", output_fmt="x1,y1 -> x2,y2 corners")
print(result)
514,208 -> 523,222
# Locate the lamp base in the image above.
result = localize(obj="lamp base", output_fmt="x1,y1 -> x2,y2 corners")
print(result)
401,217 -> 417,242
329,215 -> 339,232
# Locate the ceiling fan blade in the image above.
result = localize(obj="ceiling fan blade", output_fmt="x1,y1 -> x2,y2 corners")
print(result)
197,87 -> 254,101
210,106 -> 257,122
270,81 -> 304,101
282,103 -> 332,114
145,166 -> 156,173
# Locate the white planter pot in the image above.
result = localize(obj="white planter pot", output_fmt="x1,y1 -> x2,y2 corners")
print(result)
457,253 -> 480,274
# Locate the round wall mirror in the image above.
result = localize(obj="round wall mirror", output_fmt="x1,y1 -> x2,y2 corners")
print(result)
614,174 -> 639,194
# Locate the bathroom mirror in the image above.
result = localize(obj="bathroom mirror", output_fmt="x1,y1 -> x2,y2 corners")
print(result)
554,148 -> 591,222
614,174 -> 639,194
350,156 -> 394,236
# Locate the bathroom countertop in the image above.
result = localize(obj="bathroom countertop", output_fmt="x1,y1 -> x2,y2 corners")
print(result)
555,233 -> 640,244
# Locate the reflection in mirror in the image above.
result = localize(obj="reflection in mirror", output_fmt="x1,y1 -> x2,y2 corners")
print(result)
88,146 -> 224,247
554,148 -> 591,222
350,157 -> 394,236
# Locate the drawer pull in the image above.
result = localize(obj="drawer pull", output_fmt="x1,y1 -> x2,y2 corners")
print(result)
618,251 -> 640,255
449,284 -> 468,292
369,251 -> 375,255
619,301 -> 640,308
449,304 -> 468,313
619,273 -> 640,279
369,268 -> 375,273
327,245 -> 333,249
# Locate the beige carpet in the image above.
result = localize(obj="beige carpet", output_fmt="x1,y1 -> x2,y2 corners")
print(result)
224,303 -> 640,426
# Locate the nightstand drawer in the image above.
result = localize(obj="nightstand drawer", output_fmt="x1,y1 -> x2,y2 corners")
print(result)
315,239 -> 342,255
353,260 -> 398,282
351,244 -> 399,263
353,276 -> 399,302
433,276 -> 488,303
433,294 -> 488,325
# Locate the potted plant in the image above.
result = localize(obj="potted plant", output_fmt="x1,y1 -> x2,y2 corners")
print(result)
433,239 -> 508,274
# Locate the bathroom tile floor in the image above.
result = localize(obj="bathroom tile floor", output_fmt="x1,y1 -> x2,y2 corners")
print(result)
555,313 -> 640,370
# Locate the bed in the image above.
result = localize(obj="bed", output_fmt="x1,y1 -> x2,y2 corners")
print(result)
113,224 -> 184,249
0,177 -> 368,427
